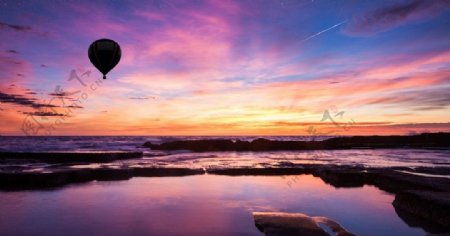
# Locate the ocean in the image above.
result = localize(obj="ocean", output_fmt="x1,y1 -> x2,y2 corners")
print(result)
0,136 -> 449,168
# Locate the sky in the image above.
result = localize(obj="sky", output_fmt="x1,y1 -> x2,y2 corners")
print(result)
0,0 -> 449,136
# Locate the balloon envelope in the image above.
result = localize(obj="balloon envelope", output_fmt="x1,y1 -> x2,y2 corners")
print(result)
88,39 -> 121,79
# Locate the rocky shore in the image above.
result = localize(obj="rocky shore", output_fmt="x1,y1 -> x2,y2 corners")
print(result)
0,151 -> 143,163
0,134 -> 449,233
0,160 -> 448,232
0,167 -> 204,190
143,133 -> 450,151
253,212 -> 355,236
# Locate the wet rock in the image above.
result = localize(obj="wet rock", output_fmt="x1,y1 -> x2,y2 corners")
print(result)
394,203 -> 450,234
142,141 -> 153,148
132,167 -> 204,177
314,168 -> 367,188
234,140 -> 251,151
275,161 -> 297,167
0,166 -> 207,190
144,139 -> 235,152
393,190 -> 450,230
66,168 -> 96,184
253,212 -> 356,236
323,133 -> 450,149
95,168 -> 133,181
409,167 -> 450,176
207,167 -> 310,176
369,170 -> 450,193
253,212 -> 329,236
0,151 -> 143,163
0,170 -> 91,190
314,167 -> 450,194
312,217 -> 357,236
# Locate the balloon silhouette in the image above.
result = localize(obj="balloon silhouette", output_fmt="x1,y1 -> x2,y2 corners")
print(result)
88,39 -> 121,79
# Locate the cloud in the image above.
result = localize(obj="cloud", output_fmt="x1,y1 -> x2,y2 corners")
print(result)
0,55 -> 33,90
6,50 -> 19,54
66,105 -> 83,109
129,96 -> 157,100
344,0 -> 450,36
357,85 -> 450,111
0,92 -> 58,109
0,21 -> 50,37
48,92 -> 74,97
48,86 -> 81,99
21,111 -> 66,117
271,121 -> 392,127
0,21 -> 32,32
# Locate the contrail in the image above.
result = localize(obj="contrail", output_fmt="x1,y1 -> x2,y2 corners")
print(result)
300,20 -> 347,43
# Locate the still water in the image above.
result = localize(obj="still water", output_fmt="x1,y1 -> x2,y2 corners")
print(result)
0,175 -> 425,236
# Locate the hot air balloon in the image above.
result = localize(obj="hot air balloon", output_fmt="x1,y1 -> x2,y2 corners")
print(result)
88,39 -> 121,79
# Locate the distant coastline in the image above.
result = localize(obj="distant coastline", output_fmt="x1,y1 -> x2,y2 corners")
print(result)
144,132 -> 450,152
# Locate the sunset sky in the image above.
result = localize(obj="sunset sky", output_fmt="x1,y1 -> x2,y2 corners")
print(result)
0,0 -> 449,135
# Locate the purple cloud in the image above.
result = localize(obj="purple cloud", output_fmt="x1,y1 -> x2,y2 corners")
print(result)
0,21 -> 50,37
344,0 -> 450,36
0,21 -> 32,32
6,49 -> 19,54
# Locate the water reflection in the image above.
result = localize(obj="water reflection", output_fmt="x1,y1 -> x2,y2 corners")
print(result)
0,175 -> 426,236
